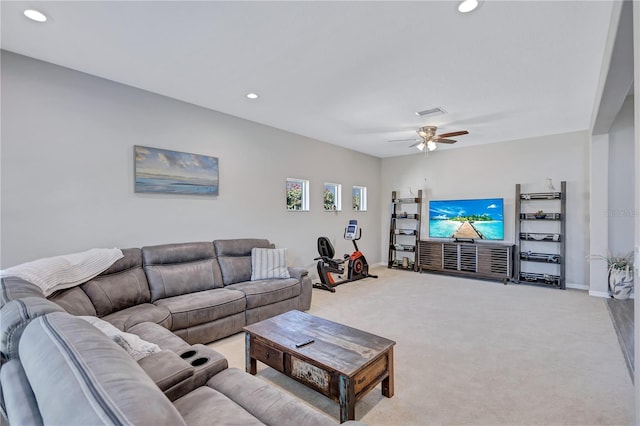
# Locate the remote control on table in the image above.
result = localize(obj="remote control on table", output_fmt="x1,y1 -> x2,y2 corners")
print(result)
295,339 -> 315,348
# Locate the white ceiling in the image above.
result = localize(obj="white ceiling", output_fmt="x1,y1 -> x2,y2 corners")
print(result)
1,1 -> 615,158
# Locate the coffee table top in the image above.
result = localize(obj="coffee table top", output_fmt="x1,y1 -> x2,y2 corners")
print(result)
243,310 -> 395,376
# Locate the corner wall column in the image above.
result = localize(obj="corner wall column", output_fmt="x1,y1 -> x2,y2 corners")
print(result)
589,133 -> 610,297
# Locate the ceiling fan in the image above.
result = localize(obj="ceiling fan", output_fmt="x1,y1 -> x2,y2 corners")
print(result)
389,126 -> 469,151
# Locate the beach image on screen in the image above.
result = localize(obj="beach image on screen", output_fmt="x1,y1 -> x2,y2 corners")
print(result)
429,198 -> 504,240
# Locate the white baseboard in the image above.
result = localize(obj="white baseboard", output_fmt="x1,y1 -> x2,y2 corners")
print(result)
566,282 -> 589,291
589,290 -> 611,298
588,290 -> 635,299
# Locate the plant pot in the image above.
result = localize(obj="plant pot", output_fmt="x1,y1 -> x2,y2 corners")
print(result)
608,268 -> 634,300
534,214 -> 546,219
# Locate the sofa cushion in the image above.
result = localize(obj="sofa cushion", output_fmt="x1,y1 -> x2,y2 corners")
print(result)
207,368 -> 337,425
174,313 -> 246,345
20,312 -> 186,425
173,386 -> 263,426
251,248 -> 291,280
214,239 -> 273,285
48,286 -> 97,316
78,316 -> 162,361
154,288 -> 246,331
102,303 -> 171,331
81,248 -> 151,317
127,321 -> 191,353
226,278 -> 300,309
142,242 -> 223,302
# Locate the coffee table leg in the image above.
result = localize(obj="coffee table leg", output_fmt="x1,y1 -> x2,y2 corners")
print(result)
338,375 -> 355,422
245,333 -> 257,375
382,348 -> 394,398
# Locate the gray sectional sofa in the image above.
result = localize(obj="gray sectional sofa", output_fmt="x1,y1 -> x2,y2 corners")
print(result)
3,238 -> 312,344
0,239 -> 359,425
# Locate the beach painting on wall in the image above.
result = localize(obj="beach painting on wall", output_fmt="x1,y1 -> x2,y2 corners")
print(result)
134,146 -> 219,196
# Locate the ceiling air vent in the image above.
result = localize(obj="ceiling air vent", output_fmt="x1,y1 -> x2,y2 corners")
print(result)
415,107 -> 446,117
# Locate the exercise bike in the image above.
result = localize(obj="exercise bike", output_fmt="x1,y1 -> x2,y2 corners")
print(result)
313,220 -> 377,293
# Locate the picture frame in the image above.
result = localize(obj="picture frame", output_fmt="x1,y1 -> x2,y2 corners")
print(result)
134,145 -> 219,196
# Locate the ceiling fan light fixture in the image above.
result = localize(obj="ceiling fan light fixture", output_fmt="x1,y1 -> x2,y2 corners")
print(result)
417,126 -> 436,139
416,142 -> 426,151
458,0 -> 478,13
427,141 -> 437,151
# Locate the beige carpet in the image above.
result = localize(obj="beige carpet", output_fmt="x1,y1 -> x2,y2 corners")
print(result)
209,266 -> 635,425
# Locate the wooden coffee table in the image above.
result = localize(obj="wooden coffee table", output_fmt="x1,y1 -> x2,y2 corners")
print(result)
243,310 -> 395,423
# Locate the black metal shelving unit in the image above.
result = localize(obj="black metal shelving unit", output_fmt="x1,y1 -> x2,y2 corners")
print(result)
514,181 -> 566,289
388,190 -> 422,271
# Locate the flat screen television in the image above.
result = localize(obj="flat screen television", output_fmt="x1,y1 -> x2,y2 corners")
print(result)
429,198 -> 504,240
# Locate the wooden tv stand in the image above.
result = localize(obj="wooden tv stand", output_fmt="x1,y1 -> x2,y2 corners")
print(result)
417,240 -> 514,283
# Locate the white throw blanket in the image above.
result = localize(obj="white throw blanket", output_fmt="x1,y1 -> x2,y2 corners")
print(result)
78,316 -> 161,361
0,248 -> 124,297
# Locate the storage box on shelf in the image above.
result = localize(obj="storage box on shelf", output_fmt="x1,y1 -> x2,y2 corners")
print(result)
388,190 -> 422,271
514,181 -> 566,289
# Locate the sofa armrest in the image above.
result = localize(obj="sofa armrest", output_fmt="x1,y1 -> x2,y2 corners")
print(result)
163,344 -> 228,402
287,267 -> 309,281
137,350 -> 194,392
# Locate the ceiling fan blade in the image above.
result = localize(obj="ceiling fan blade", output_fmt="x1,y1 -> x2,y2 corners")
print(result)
408,141 -> 422,148
434,139 -> 457,144
435,130 -> 469,139
388,138 -> 420,143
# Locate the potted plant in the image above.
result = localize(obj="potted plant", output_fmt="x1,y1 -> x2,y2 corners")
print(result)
592,252 -> 634,299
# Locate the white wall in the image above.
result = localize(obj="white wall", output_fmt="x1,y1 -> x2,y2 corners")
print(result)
607,94 -> 635,255
380,132 -> 589,287
0,51 -> 381,272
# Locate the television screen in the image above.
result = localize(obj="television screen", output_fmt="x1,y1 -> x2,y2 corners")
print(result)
429,198 -> 504,240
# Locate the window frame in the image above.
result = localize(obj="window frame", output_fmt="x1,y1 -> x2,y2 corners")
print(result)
352,186 -> 367,211
286,178 -> 310,211
323,182 -> 342,211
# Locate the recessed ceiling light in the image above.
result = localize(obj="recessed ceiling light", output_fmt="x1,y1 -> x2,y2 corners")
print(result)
246,93 -> 259,100
24,9 -> 47,22
458,0 -> 478,13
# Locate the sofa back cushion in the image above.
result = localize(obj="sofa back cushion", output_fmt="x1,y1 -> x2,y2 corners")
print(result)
214,239 -> 273,286
80,248 -> 151,317
1,276 -> 45,307
20,312 -> 186,425
48,286 -> 97,317
142,242 -> 222,302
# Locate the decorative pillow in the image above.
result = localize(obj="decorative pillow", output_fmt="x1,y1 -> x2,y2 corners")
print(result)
251,248 -> 291,280
0,248 -> 124,297
78,316 -> 161,361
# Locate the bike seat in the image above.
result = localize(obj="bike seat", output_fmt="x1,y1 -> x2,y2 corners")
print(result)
316,237 -> 346,267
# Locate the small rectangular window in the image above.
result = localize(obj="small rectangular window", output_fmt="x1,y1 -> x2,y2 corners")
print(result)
323,183 -> 342,211
352,186 -> 367,211
286,178 -> 309,211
